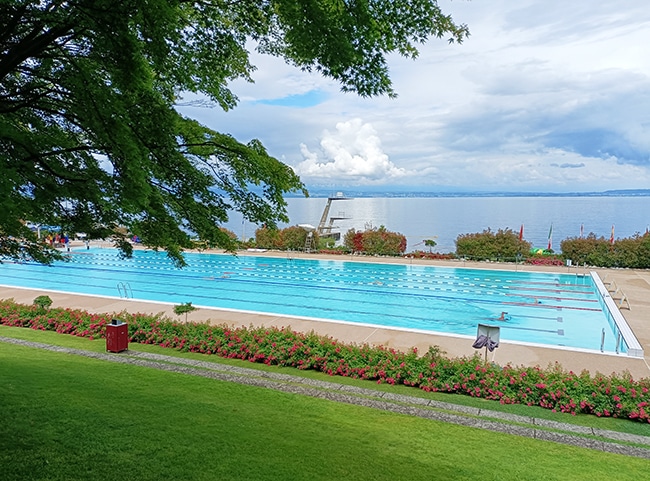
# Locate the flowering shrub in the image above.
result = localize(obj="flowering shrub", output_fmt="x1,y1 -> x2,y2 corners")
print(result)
343,226 -> 407,256
406,251 -> 456,260
525,256 -> 564,266
2,298 -> 650,422
317,248 -> 348,255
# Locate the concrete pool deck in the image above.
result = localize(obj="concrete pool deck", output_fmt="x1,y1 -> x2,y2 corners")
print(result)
2,249 -> 650,378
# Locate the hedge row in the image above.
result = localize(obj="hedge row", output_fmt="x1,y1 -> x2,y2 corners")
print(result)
561,233 -> 650,269
3,299 -> 649,422
232,224 -> 650,269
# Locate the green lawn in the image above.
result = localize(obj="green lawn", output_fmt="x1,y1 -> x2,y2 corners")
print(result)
1,330 -> 649,480
3,325 -> 650,438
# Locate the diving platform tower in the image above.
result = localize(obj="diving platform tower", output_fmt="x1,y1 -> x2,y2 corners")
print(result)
317,192 -> 351,240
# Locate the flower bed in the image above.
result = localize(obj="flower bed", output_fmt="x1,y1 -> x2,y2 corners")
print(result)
525,256 -> 564,266
406,251 -> 456,260
2,298 -> 650,422
317,249 -> 348,255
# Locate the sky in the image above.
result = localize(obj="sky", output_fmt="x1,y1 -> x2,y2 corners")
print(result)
177,0 -> 650,193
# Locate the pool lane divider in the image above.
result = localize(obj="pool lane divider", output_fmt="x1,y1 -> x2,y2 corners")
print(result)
502,301 -> 601,312
507,286 -> 595,295
505,293 -> 599,303
502,325 -> 565,335
510,280 -> 593,288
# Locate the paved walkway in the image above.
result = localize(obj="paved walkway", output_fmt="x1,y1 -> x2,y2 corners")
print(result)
2,335 -> 649,459
2,251 -> 649,378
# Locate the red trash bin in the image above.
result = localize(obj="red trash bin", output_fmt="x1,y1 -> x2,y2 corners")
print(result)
106,319 -> 128,353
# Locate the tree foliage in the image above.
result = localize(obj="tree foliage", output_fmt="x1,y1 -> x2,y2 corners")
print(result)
424,238 -> 437,252
173,301 -> 196,322
32,295 -> 52,312
1,0 -> 468,265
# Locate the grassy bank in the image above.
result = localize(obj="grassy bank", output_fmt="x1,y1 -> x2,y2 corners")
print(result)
1,331 -> 649,480
3,325 -> 650,438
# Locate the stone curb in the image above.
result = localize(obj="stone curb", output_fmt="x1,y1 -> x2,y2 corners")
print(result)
2,336 -> 650,459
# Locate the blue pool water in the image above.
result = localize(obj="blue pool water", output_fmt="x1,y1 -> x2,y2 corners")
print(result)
0,248 -> 620,352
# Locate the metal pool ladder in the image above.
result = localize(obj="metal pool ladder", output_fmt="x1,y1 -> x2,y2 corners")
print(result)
117,282 -> 133,299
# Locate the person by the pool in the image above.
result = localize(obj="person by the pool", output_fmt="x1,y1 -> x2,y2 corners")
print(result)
497,311 -> 511,321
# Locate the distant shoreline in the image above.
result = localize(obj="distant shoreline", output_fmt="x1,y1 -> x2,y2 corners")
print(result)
288,189 -> 650,198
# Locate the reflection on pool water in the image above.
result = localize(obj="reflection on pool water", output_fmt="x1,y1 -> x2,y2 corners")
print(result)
0,248 -> 622,353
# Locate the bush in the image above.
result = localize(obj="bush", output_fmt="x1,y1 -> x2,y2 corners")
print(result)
254,226 -> 319,251
560,232 -> 650,268
343,225 -> 406,256
318,237 -> 337,250
280,225 -> 311,250
455,228 -> 531,262
343,228 -> 363,252
254,226 -> 282,249
33,295 -> 53,311
560,233 -> 604,266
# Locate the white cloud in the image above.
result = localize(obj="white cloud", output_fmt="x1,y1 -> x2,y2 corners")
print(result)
177,0 -> 650,192
294,119 -> 409,184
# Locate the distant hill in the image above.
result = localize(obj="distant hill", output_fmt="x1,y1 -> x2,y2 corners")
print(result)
602,189 -> 650,196
289,188 -> 650,198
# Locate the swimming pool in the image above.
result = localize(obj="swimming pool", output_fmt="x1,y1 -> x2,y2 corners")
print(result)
0,248 -> 630,353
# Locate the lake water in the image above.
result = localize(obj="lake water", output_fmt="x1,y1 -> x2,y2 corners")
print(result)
224,196 -> 650,253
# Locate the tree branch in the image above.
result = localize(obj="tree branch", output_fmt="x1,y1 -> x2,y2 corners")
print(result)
0,22 -> 74,81
0,4 -> 29,47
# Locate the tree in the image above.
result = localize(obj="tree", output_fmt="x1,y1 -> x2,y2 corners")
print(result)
1,1 -> 468,265
173,302 -> 196,322
278,225 -> 313,251
254,226 -> 281,250
33,294 -> 52,313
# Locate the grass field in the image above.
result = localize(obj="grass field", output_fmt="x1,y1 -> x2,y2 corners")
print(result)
1,327 -> 649,480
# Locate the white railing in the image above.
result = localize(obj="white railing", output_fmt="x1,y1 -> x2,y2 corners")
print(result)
591,272 -> 643,358
116,282 -> 133,299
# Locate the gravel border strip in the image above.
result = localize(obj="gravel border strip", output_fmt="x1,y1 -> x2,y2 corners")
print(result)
3,336 -> 650,459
